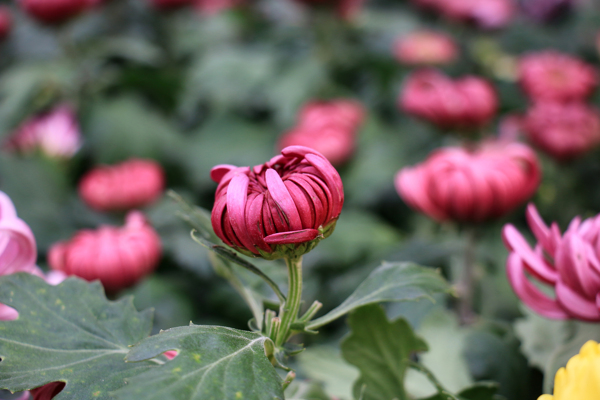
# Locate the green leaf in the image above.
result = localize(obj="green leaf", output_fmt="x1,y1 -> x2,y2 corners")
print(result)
0,273 -> 155,399
456,383 -> 502,400
285,380 -> 330,400
341,305 -> 428,400
306,262 -> 449,330
115,325 -> 284,400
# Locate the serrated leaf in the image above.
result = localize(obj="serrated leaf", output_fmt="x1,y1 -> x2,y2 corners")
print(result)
307,262 -> 449,330
341,305 -> 428,400
0,273 -> 155,399
115,325 -> 284,400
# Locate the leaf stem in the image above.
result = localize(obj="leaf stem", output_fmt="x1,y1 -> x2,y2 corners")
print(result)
275,256 -> 303,347
457,226 -> 477,325
406,361 -> 461,400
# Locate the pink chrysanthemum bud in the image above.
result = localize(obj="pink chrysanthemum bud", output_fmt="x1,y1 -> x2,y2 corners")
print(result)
4,106 -> 82,160
194,0 -> 243,14
400,69 -> 498,130
278,100 -> 365,166
148,0 -> 192,9
48,212 -> 162,292
518,51 -> 598,102
524,102 -> 600,162
395,141 -> 541,223
0,7 -> 12,40
393,31 -> 458,66
79,159 -> 166,212
211,146 -> 344,260
503,204 -> 600,321
18,0 -> 94,24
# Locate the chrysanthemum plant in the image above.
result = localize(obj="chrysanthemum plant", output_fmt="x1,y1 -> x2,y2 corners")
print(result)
0,148 -> 500,400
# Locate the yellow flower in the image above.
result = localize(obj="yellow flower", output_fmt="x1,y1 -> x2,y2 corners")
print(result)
539,340 -> 600,400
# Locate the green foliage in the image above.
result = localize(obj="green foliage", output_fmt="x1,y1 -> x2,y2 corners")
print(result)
341,305 -> 428,400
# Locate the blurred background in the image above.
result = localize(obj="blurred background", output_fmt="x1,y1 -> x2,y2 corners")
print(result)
2,0 -> 600,399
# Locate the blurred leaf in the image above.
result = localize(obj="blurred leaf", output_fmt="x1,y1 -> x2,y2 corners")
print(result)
116,325 -> 284,400
341,305 -> 428,400
91,37 -> 164,66
420,383 -> 502,400
0,274 -> 155,399
285,380 -> 330,400
297,345 -> 359,400
307,262 -> 449,330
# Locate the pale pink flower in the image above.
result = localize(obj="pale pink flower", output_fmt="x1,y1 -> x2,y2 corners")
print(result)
393,31 -> 458,66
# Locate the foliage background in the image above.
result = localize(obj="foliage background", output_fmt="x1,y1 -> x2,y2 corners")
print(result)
1,0 -> 600,399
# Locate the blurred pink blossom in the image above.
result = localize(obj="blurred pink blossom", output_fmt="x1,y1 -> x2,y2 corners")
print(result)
503,204 -> 600,321
393,31 -> 458,66
518,51 -> 598,102
48,211 -> 162,293
79,159 -> 166,212
194,0 -> 243,14
524,102 -> 600,161
278,100 -> 365,166
399,69 -> 498,130
0,6 -> 12,40
412,0 -> 514,29
18,0 -> 93,24
4,106 -> 82,160
395,141 -> 541,222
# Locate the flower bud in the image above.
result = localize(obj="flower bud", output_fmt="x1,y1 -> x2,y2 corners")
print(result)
518,51 -> 598,102
400,69 -> 498,130
210,146 -> 344,260
523,102 -> 600,162
278,100 -> 365,166
79,159 -> 166,212
4,106 -> 82,160
48,211 -> 162,292
18,0 -> 93,24
0,7 -> 12,40
503,204 -> 600,321
396,141 -> 541,223
393,31 -> 458,66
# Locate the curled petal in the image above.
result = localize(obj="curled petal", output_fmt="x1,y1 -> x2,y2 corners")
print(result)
556,282 -> 600,321
226,173 -> 257,254
210,164 -> 237,183
502,224 -> 557,284
265,229 -> 319,245
526,203 -> 556,256
265,169 -> 303,231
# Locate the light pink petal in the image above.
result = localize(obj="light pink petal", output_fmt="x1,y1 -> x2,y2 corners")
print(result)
264,229 -> 319,245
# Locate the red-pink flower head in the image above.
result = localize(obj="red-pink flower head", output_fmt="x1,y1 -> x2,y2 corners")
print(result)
4,106 -> 82,159
278,100 -> 365,166
395,141 -> 541,223
194,0 -> 242,15
18,0 -> 94,24
79,159 -> 166,212
211,146 -> 344,260
400,69 -> 498,130
0,7 -> 12,40
393,31 -> 458,66
518,51 -> 598,102
524,102 -> 600,162
48,211 -> 162,292
148,0 -> 192,9
503,204 -> 600,321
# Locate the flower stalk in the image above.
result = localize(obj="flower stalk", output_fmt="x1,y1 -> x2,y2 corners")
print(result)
275,256 -> 304,347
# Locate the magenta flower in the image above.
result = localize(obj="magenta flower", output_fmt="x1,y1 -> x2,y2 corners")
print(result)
211,146 -> 344,259
400,69 -> 498,130
0,191 -> 38,276
524,102 -> 600,162
395,141 -> 541,223
79,159 -> 166,212
393,31 -> 458,66
278,100 -> 364,166
4,106 -> 82,160
48,211 -> 162,292
503,204 -> 600,321
411,0 -> 514,29
518,51 -> 598,102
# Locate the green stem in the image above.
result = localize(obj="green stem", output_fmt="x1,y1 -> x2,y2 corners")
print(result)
457,227 -> 477,325
407,361 -> 461,400
275,256 -> 303,347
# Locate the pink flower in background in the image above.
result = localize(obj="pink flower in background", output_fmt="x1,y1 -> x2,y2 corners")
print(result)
79,159 -> 166,212
211,146 -> 344,259
393,31 -> 458,66
4,106 -> 82,160
411,0 -> 514,29
278,100 -> 365,166
395,141 -> 541,222
520,0 -> 572,23
18,0 -> 93,24
518,51 -> 598,102
148,0 -> 192,9
0,7 -> 12,40
48,211 -> 162,292
400,69 -> 498,130
524,102 -> 600,161
503,204 -> 600,321
194,0 -> 242,14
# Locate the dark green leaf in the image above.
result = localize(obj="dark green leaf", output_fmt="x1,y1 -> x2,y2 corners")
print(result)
115,325 -> 284,400
341,305 -> 428,400
456,382 -> 502,400
0,274 -> 155,399
307,262 -> 449,330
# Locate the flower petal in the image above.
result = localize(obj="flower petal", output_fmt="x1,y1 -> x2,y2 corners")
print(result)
502,224 -> 557,284
265,169 -> 303,231
264,229 -> 319,245
226,173 -> 258,254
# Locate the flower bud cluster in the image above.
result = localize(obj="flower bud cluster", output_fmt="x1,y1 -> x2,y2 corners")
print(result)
278,100 -> 365,166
